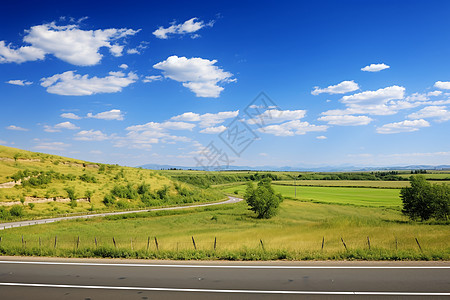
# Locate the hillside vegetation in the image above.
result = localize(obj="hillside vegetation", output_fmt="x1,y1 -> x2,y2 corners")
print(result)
0,145 -> 223,221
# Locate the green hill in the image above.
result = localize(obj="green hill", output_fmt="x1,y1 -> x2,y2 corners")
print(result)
0,145 -> 222,221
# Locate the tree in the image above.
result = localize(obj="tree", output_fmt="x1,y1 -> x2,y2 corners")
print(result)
401,175 -> 449,221
244,178 -> 283,219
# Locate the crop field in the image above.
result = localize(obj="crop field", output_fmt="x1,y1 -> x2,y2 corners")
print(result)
272,180 -> 412,188
222,184 -> 402,208
1,199 -> 448,260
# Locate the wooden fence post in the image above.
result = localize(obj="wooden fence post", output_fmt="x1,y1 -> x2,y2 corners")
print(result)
192,236 -> 197,250
54,236 -> 57,249
113,237 -> 117,248
415,237 -> 423,252
341,237 -> 348,251
154,237 -> 159,251
147,236 -> 150,251
95,237 -> 98,248
76,236 -> 80,249
321,236 -> 324,250
260,239 -> 265,251
367,236 -> 371,250
214,237 -> 217,251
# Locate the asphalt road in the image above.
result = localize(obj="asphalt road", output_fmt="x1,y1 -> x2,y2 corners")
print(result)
0,259 -> 449,299
0,196 -> 242,230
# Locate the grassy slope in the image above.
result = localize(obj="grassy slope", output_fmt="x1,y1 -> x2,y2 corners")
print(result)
0,145 -> 222,219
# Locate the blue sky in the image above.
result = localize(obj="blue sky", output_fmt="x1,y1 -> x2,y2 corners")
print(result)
1,0 -> 449,168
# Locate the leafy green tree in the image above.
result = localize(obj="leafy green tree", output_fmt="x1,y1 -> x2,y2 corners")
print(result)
401,175 -> 449,221
244,178 -> 283,219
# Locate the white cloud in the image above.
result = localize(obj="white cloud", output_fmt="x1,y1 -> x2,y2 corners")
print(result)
1,22 -> 139,66
408,106 -> 450,122
318,115 -> 373,126
259,120 -> 328,136
153,55 -> 234,98
199,125 -> 227,134
434,81 -> 450,90
171,110 -> 239,127
316,135 -> 327,140
322,86 -> 406,116
60,112 -> 81,120
361,63 -> 390,72
114,121 -> 193,150
87,109 -> 124,121
40,70 -> 137,96
74,130 -> 109,141
311,80 -> 359,95
153,17 -> 213,39
119,64 -> 128,69
7,125 -> 28,131
247,109 -> 306,125
376,119 -> 430,134
6,79 -> 32,86
142,75 -> 163,83
34,141 -> 70,151
44,121 -> 79,132
0,40 -> 45,63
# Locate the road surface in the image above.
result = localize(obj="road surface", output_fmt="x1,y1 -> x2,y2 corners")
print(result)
0,196 -> 242,230
0,258 -> 449,299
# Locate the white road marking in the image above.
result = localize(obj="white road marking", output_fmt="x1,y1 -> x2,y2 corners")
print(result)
0,282 -> 448,296
0,260 -> 449,269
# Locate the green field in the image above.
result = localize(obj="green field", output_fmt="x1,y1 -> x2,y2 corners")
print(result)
223,184 -> 402,208
1,199 -> 448,260
273,180 -> 410,188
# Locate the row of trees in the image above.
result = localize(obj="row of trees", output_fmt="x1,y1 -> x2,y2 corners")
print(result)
401,175 -> 449,221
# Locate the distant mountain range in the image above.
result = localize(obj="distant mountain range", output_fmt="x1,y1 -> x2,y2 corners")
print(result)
139,163 -> 450,172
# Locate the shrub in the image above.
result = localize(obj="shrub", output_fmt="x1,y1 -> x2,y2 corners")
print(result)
103,194 -> 116,207
10,205 -> 24,217
28,203 -> 35,210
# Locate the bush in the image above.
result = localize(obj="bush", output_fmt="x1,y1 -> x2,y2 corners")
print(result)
103,194 -> 116,207
28,203 -> 35,210
10,205 -> 24,217
245,178 -> 283,219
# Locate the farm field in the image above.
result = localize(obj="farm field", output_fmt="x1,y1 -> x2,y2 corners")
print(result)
222,184 -> 402,208
273,180 -> 412,188
1,199 -> 448,260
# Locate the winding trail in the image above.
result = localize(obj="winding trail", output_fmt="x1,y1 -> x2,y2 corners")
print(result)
0,196 -> 242,230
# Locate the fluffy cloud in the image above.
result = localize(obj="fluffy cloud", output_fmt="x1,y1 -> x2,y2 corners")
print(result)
34,141 -> 70,151
119,64 -> 128,69
153,17 -> 213,39
247,109 -> 306,125
44,121 -> 80,132
40,71 -> 137,96
114,121 -> 194,150
60,113 -> 81,120
259,120 -> 328,136
6,125 -> 28,131
361,63 -> 390,72
1,22 -> 139,66
87,109 -> 124,121
376,119 -> 430,134
142,75 -> 163,83
199,125 -> 227,134
74,130 -> 109,141
311,80 -> 359,95
171,110 -> 239,127
408,106 -> 450,122
0,41 -> 45,64
153,56 -> 234,98
322,86 -> 406,116
434,81 -> 450,90
6,79 -> 32,86
318,115 -> 373,126
316,135 -> 327,139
